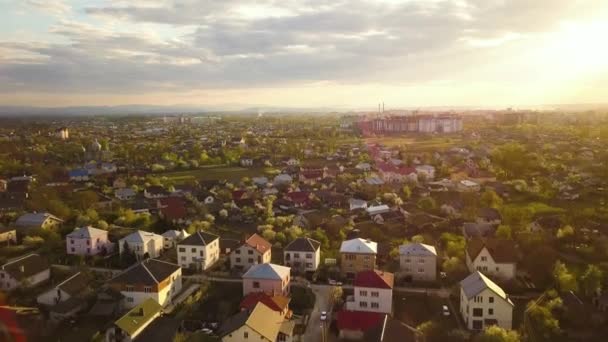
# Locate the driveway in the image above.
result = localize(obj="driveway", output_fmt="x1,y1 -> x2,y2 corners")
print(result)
301,284 -> 333,342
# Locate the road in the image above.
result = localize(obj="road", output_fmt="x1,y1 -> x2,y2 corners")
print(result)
301,284 -> 333,342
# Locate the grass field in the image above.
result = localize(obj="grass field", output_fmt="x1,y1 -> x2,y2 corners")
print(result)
365,135 -> 463,152
157,166 -> 275,183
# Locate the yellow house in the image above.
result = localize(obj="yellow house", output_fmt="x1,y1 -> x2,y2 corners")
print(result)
220,302 -> 284,342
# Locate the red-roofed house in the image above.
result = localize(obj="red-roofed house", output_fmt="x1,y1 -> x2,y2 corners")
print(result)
239,292 -> 291,318
349,270 -> 394,314
337,310 -> 386,340
285,191 -> 312,208
158,197 -> 189,225
377,162 -> 417,183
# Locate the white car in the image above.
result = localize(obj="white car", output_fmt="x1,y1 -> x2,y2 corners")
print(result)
442,305 -> 450,316
320,311 -> 328,321
328,279 -> 337,285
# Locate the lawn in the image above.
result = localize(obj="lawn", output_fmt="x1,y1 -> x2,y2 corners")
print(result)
157,166 -> 274,183
393,293 -> 453,328
365,135 -> 463,152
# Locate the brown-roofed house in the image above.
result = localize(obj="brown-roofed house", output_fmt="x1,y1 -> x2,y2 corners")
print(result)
465,238 -> 517,280
230,234 -> 272,272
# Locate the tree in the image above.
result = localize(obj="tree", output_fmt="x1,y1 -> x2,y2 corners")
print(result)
480,189 -> 503,208
526,299 -> 561,341
474,326 -> 520,342
496,225 -> 513,239
402,185 -> 412,200
553,261 -> 578,293
418,197 -> 436,211
579,264 -> 603,297
411,234 -> 424,243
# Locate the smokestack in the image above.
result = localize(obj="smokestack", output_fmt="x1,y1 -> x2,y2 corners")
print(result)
382,102 -> 385,113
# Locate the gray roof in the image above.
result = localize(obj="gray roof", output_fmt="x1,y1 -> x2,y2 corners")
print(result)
340,238 -> 377,254
15,212 -> 63,227
178,231 -> 219,247
242,263 -> 290,280
460,271 -> 513,305
67,226 -> 107,239
120,230 -> 162,244
111,259 -> 180,286
284,237 -> 321,252
1,254 -> 49,281
399,243 -> 437,256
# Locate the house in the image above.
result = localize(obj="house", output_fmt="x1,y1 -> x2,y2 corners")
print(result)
463,222 -> 498,239
366,204 -> 390,216
219,302 -> 285,342
69,168 -> 89,182
240,292 -> 291,318
161,229 -> 189,249
115,188 -> 136,201
284,237 -> 321,272
118,230 -> 164,259
14,212 -> 63,233
273,174 -> 293,185
399,243 -> 437,282
106,298 -> 162,342
158,197 -> 189,224
37,272 -> 86,304
349,270 -> 394,314
477,207 -> 502,225
144,186 -> 169,199
252,177 -> 269,187
230,233 -> 272,271
415,165 -> 436,180
465,238 -> 517,280
457,179 -> 481,192
113,178 -> 127,189
460,271 -> 514,330
349,198 -> 368,211
242,263 -> 291,296
285,191 -> 312,208
0,225 -> 17,244
285,157 -> 299,166
240,156 -> 254,167
177,231 -> 220,271
337,310 -> 386,340
340,238 -> 378,278
0,254 -> 50,291
66,226 -> 114,256
355,162 -> 371,172
109,259 -> 182,308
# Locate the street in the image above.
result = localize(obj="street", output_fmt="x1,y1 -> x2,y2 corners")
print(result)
301,284 -> 333,342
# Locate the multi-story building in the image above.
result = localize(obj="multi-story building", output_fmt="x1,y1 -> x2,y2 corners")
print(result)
177,231 -> 220,271
230,234 -> 272,271
399,243 -> 437,282
242,263 -> 291,296
465,238 -> 517,280
110,259 -> 182,309
350,270 -> 394,314
283,237 -> 321,273
369,115 -> 463,134
66,226 -> 113,256
340,238 -> 377,278
460,271 -> 514,330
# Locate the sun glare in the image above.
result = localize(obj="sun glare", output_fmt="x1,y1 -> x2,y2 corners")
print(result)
546,20 -> 608,74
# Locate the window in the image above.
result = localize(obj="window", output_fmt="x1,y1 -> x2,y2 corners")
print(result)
248,250 -> 253,255
294,253 -> 300,259
306,263 -> 313,268
489,296 -> 494,303
306,253 -> 313,259
472,320 -> 483,330
86,240 -> 90,245
126,297 -> 134,303
359,301 -> 368,308
488,308 -> 494,315
278,333 -> 286,342
418,258 -> 425,263
191,248 -> 196,253
360,290 -> 367,296
371,302 -> 379,309
179,247 -> 185,252
371,292 -> 379,297
364,255 -> 370,260
248,258 -> 254,263
181,256 -> 186,261
405,258 -> 411,263
125,285 -> 134,292
285,253 -> 291,260
71,248 -> 75,252
481,256 -> 487,262
236,257 -> 241,262
418,268 -> 424,273
472,308 -> 483,317
482,266 -> 488,272
144,286 -> 152,293
236,249 -> 241,254
253,281 -> 260,288
200,250 -> 204,256
244,331 -> 248,338
70,239 -> 74,244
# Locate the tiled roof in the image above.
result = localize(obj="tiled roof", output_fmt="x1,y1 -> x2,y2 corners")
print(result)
340,238 -> 377,254
354,270 -> 394,289
244,234 -> 271,254
121,230 -> 162,244
239,292 -> 290,312
243,263 -> 290,281
57,272 -> 90,296
111,259 -> 180,286
67,226 -> 107,239
337,310 -> 385,332
466,238 -> 517,263
1,254 -> 49,281
178,231 -> 219,247
245,302 -> 283,341
460,271 -> 513,305
284,237 -> 320,252
399,243 -> 437,257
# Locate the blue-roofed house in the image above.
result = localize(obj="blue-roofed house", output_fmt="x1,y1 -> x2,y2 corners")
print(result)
242,263 -> 291,296
69,168 -> 89,182
15,212 -> 63,234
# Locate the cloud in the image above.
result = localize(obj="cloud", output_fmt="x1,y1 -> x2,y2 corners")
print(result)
0,0 -> 607,102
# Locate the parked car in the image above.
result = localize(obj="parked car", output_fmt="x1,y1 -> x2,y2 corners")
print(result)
320,311 -> 328,321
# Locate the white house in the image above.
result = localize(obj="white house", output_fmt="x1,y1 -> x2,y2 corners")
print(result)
465,238 -> 517,280
230,234 -> 272,271
110,259 -> 182,309
0,254 -> 50,291
349,270 -> 394,314
457,179 -> 481,192
242,263 -> 291,296
161,229 -> 189,249
115,188 -> 136,201
415,165 -> 436,180
283,237 -> 321,272
366,204 -> 390,216
119,230 -> 164,259
177,231 -> 220,271
66,226 -> 114,256
460,271 -> 514,330
399,243 -> 437,282
349,198 -> 368,211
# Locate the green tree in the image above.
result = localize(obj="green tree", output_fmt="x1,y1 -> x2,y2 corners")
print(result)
474,326 -> 520,342
418,197 -> 436,211
496,225 -> 513,239
579,264 -> 603,297
553,261 -> 578,293
480,189 -> 503,208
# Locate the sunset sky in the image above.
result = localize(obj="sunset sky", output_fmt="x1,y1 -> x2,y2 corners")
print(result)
1,0 -> 608,109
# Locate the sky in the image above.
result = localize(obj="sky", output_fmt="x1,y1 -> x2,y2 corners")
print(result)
1,0 -> 608,109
